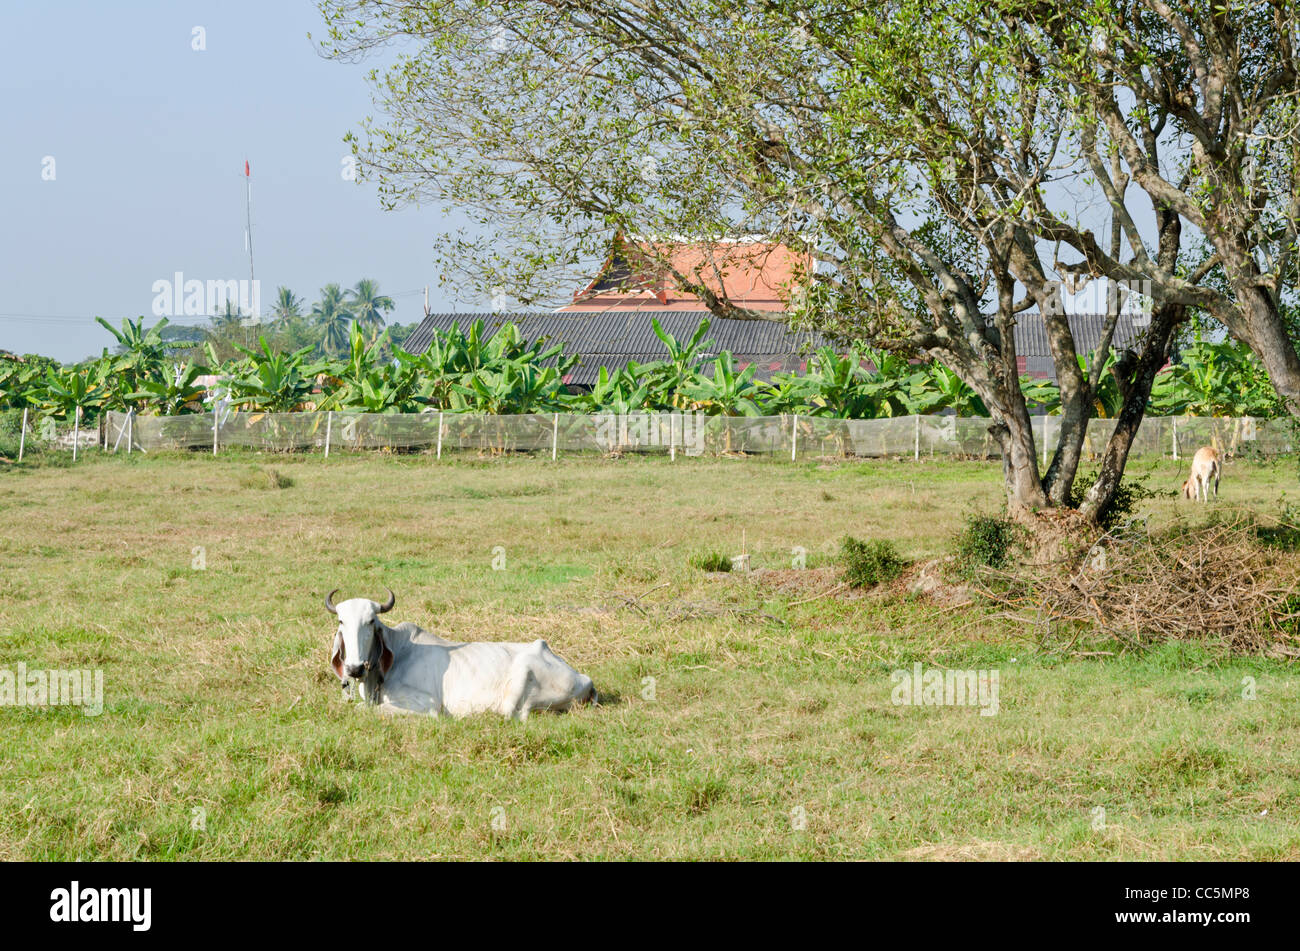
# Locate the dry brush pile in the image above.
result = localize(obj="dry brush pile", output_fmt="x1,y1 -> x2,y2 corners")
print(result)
978,513 -> 1300,658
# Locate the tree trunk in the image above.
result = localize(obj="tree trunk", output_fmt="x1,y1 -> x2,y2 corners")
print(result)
1040,309 -> 1088,506
1210,242 -> 1300,416
1079,302 -> 1183,522
928,338 -> 1049,515
991,410 -> 1050,515
1238,286 -> 1300,416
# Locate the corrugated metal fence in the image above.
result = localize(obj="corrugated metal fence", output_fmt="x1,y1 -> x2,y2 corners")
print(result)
101,410 -> 1291,460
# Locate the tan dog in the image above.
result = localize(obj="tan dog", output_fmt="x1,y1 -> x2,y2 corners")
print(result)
1181,446 -> 1222,502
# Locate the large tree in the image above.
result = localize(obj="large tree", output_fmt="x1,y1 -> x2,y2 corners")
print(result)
998,1 -> 1300,415
977,2 -> 1294,413
318,0 -> 1251,523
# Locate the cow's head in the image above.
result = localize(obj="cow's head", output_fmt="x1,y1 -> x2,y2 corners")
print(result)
325,588 -> 395,685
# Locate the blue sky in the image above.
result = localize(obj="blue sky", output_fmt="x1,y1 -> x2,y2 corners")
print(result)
0,2 -> 1166,363
0,0 -> 483,362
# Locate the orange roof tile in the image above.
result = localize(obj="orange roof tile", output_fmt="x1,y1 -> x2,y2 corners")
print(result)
561,235 -> 809,312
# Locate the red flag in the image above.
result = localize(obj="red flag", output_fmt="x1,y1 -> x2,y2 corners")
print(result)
244,160 -> 250,177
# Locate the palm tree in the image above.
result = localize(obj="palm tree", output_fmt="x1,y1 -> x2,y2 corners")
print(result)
311,284 -> 355,356
346,279 -> 396,340
271,287 -> 304,322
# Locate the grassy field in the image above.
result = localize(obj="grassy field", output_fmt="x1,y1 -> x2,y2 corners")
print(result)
1,448 -> 1299,860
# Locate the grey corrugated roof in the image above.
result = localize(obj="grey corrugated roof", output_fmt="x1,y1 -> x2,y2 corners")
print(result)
1010,313 -> 1147,359
401,310 -> 1150,385
402,311 -> 825,385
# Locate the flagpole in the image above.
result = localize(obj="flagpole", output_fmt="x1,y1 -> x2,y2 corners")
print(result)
244,158 -> 255,321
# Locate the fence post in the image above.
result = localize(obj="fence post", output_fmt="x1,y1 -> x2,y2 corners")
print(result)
791,414 -> 798,462
324,411 -> 332,458
1042,415 -> 1050,467
112,409 -> 130,452
670,412 -> 676,461
913,414 -> 920,461
552,412 -> 558,461
73,406 -> 80,462
436,412 -> 443,460
127,410 -> 133,454
212,408 -> 219,456
17,408 -> 27,462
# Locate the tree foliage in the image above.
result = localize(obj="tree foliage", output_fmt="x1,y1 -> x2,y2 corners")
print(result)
316,0 -> 1261,522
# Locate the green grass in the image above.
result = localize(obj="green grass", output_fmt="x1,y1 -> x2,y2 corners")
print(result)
0,449 -> 1298,859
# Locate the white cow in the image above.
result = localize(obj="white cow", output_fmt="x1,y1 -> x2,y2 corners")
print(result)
324,589 -> 597,720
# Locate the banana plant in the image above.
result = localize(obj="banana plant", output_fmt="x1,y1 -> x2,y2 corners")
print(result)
95,316 -> 179,406
347,371 -> 411,413
1016,353 -> 1121,418
855,348 -> 927,417
681,353 -> 764,416
580,365 -> 651,415
399,329 -> 469,409
0,357 -> 43,410
125,361 -> 211,416
1150,339 -> 1274,416
912,363 -> 989,416
222,337 -> 320,412
1084,352 -> 1125,418
318,324 -> 415,412
37,363 -> 110,422
1019,375 -> 1061,414
453,361 -> 569,414
758,370 -> 817,415
794,346 -> 878,417
638,317 -> 713,408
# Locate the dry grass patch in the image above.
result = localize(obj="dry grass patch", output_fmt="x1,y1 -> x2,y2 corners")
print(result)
901,839 -> 1043,861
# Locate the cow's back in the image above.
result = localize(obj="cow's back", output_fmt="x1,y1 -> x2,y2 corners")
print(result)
437,640 -> 533,717
383,628 -> 589,718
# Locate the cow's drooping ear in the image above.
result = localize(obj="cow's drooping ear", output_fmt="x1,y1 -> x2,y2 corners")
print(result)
374,625 -> 394,676
330,631 -> 345,680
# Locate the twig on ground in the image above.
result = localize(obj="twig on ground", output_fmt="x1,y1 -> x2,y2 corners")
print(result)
787,581 -> 849,607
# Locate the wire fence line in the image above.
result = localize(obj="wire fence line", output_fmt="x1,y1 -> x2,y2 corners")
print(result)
92,410 -> 1292,461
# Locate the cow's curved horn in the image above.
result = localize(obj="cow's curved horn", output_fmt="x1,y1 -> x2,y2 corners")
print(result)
325,589 -> 340,615
377,588 -> 395,613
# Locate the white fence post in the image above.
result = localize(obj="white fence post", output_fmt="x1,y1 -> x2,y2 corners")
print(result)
913,414 -> 920,461
72,406 -> 80,462
670,412 -> 676,461
791,413 -> 798,462
1172,418 -> 1179,460
17,408 -> 27,462
212,409 -> 219,456
112,409 -> 131,453
436,412 -> 444,460
324,411 -> 332,458
551,412 -> 558,461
